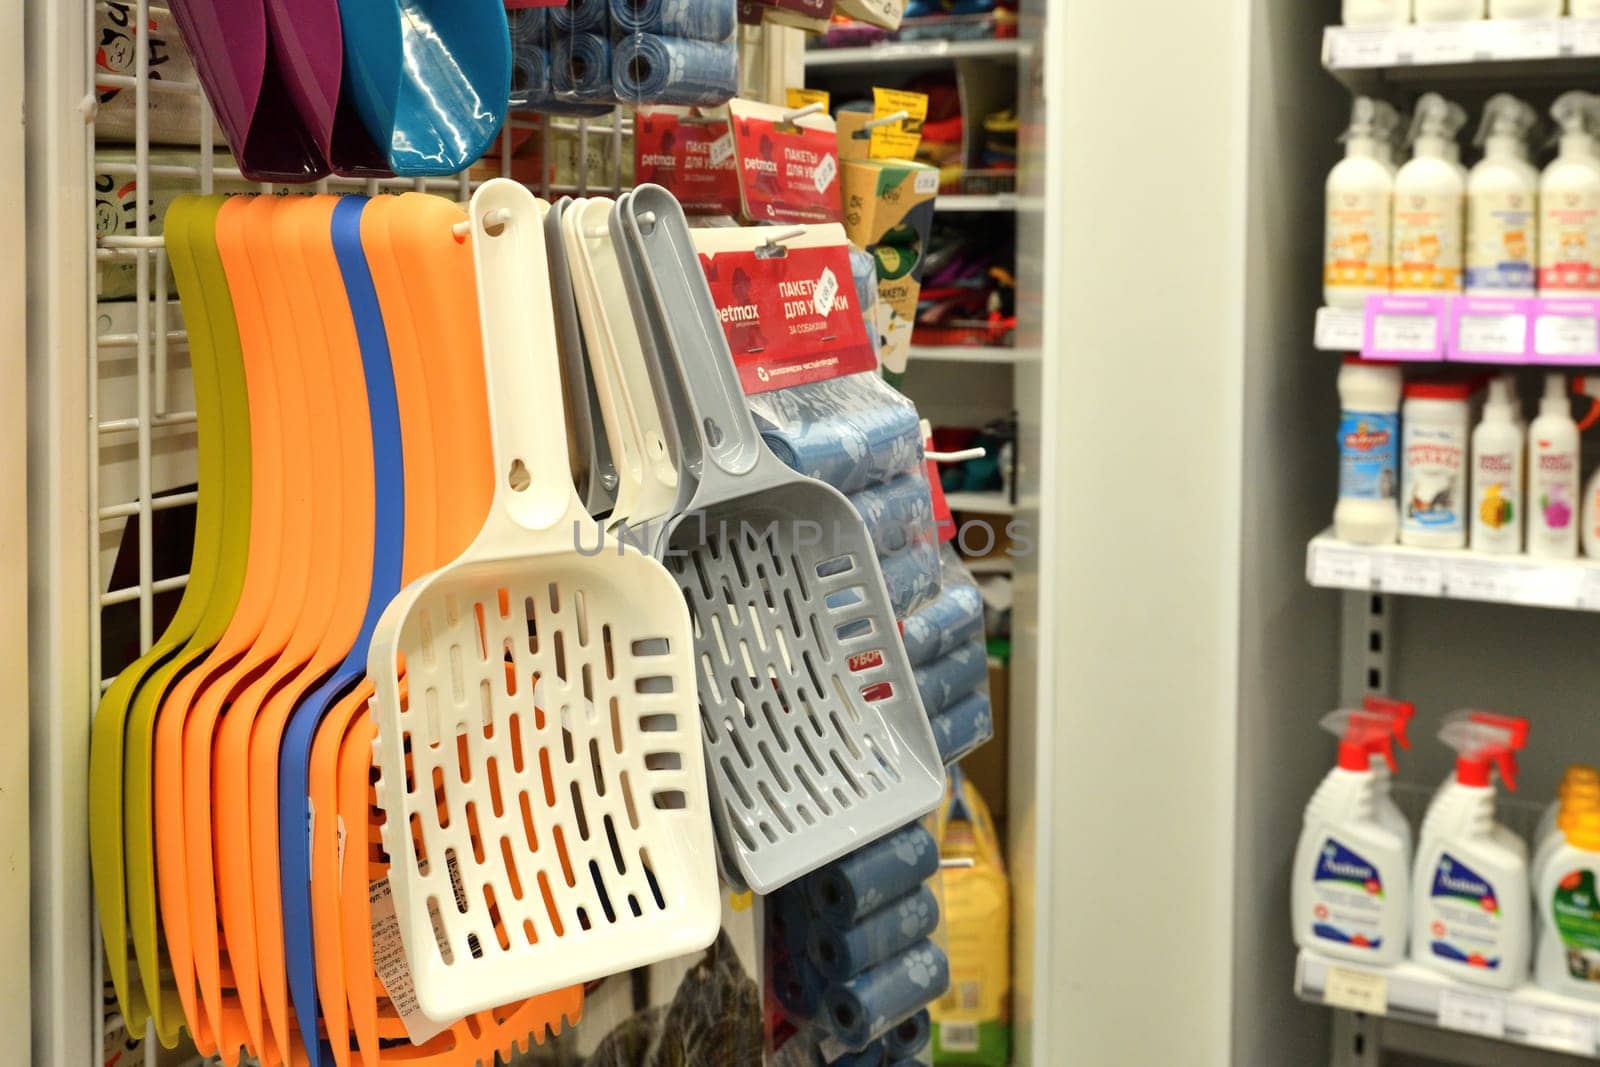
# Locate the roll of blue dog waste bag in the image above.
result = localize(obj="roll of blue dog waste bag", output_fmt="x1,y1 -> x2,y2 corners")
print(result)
806,823 -> 939,927
912,639 -> 987,715
878,541 -> 940,618
758,404 -> 923,497
609,0 -> 737,38
769,884 -> 814,957
885,1008 -> 932,1059
828,1041 -> 888,1066
900,581 -> 984,667
849,475 -> 934,557
611,36 -> 737,106
552,33 -> 614,102
552,0 -> 610,34
931,690 -> 993,765
773,952 -> 828,1020
809,885 -> 941,981
823,940 -> 951,1048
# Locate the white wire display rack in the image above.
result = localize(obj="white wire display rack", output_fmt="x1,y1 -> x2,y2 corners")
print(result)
28,3 -> 655,1064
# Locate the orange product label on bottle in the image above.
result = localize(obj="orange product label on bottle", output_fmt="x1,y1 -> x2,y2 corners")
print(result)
1326,189 -> 1393,288
1393,191 -> 1462,293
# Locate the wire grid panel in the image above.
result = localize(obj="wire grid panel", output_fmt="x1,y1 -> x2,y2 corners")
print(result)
82,3 -> 634,1061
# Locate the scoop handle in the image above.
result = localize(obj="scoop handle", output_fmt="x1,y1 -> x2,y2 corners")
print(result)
469,179 -> 584,535
622,185 -> 763,482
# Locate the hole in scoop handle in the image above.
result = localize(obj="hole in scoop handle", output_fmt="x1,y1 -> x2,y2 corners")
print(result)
623,185 -> 762,481
469,179 -> 583,533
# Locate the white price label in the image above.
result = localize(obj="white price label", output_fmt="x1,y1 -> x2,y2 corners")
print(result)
1508,564 -> 1578,608
1372,313 -> 1438,353
1312,546 -> 1373,590
1437,989 -> 1505,1039
812,266 -> 839,318
1409,24 -> 1472,64
1445,558 -> 1514,602
1457,313 -> 1527,355
1314,307 -> 1364,352
708,134 -> 734,168
1324,966 -> 1388,1015
1379,555 -> 1443,596
1328,27 -> 1400,68
812,153 -> 837,195
1476,18 -> 1560,59
1527,1009 -> 1596,1054
1563,18 -> 1600,55
913,169 -> 940,196
1578,568 -> 1600,611
1535,313 -> 1600,357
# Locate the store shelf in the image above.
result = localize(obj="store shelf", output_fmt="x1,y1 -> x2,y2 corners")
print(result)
944,491 -> 1016,514
1307,529 -> 1600,611
937,193 -> 1018,212
1322,18 -> 1600,88
1313,299 -> 1600,364
964,556 -> 1013,575
1296,950 -> 1600,1057
909,345 -> 1018,364
804,38 -> 1030,70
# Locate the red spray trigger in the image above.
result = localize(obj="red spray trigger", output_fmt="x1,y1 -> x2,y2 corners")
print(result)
1363,694 -> 1415,751
1441,713 -> 1528,792
1321,709 -> 1398,773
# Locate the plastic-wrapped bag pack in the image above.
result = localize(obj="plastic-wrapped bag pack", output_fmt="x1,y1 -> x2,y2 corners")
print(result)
751,371 -> 943,616
905,548 -> 993,765
516,0 -> 738,113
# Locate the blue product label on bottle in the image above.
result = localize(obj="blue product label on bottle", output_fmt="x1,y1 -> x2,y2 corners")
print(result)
1338,410 -> 1398,502
1424,852 -> 1503,970
1309,837 -> 1386,950
1465,263 -> 1535,291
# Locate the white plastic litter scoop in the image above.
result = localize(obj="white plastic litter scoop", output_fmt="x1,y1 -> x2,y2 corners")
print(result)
366,178 -> 719,1022
569,196 -> 679,529
618,185 -> 944,893
562,198 -> 644,526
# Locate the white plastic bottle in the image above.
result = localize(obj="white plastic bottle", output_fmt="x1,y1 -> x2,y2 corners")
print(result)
1344,0 -> 1411,22
1394,95 -> 1468,294
1336,358 -> 1402,544
1535,811 -> 1600,1000
1583,464 -> 1600,558
1362,695 -> 1417,858
1402,381 -> 1471,548
1467,95 -> 1539,298
1534,767 -> 1600,881
1412,718 -> 1530,988
1327,99 -> 1397,309
1293,711 -> 1411,964
1471,379 -> 1525,553
1415,0 -> 1484,21
1529,374 -> 1581,559
1539,92 -> 1600,299
1490,0 -> 1560,16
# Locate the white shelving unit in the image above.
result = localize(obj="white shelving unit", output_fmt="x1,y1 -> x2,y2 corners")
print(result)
1307,530 -> 1600,612
1297,951 -> 1600,1057
909,344 -> 1020,364
1322,17 -> 1600,88
945,490 -> 1017,515
936,192 -> 1018,212
804,37 -> 1030,69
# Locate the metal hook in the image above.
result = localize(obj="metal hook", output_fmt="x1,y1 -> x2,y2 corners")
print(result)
452,207 -> 511,238
862,109 -> 910,132
780,101 -> 824,123
761,226 -> 809,250
927,446 -> 988,464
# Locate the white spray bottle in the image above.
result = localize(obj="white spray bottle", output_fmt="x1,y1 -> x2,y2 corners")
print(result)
1411,715 -> 1530,988
1293,710 -> 1411,964
1539,92 -> 1600,299
1344,0 -> 1410,23
1467,94 -> 1539,298
1395,94 -> 1468,294
1327,98 -> 1398,309
1415,0 -> 1483,22
1530,373 -> 1581,559
1471,378 -> 1525,554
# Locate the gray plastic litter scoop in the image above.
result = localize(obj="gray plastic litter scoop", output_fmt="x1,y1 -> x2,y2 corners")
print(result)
618,185 -> 944,894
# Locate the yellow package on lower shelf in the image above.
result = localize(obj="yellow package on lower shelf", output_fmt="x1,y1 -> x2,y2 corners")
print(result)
932,768 -> 1011,1065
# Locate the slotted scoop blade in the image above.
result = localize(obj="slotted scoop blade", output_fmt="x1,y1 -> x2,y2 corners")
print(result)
619,186 -> 944,894
366,179 -> 718,1023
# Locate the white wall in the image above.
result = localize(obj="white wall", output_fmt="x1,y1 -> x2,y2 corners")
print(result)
1036,0 -> 1252,1062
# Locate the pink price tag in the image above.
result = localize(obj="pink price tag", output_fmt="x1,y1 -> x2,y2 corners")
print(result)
1448,295 -> 1533,363
1363,294 -> 1450,361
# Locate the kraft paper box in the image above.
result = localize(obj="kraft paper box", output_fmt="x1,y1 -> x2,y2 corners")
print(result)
840,156 -> 939,252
